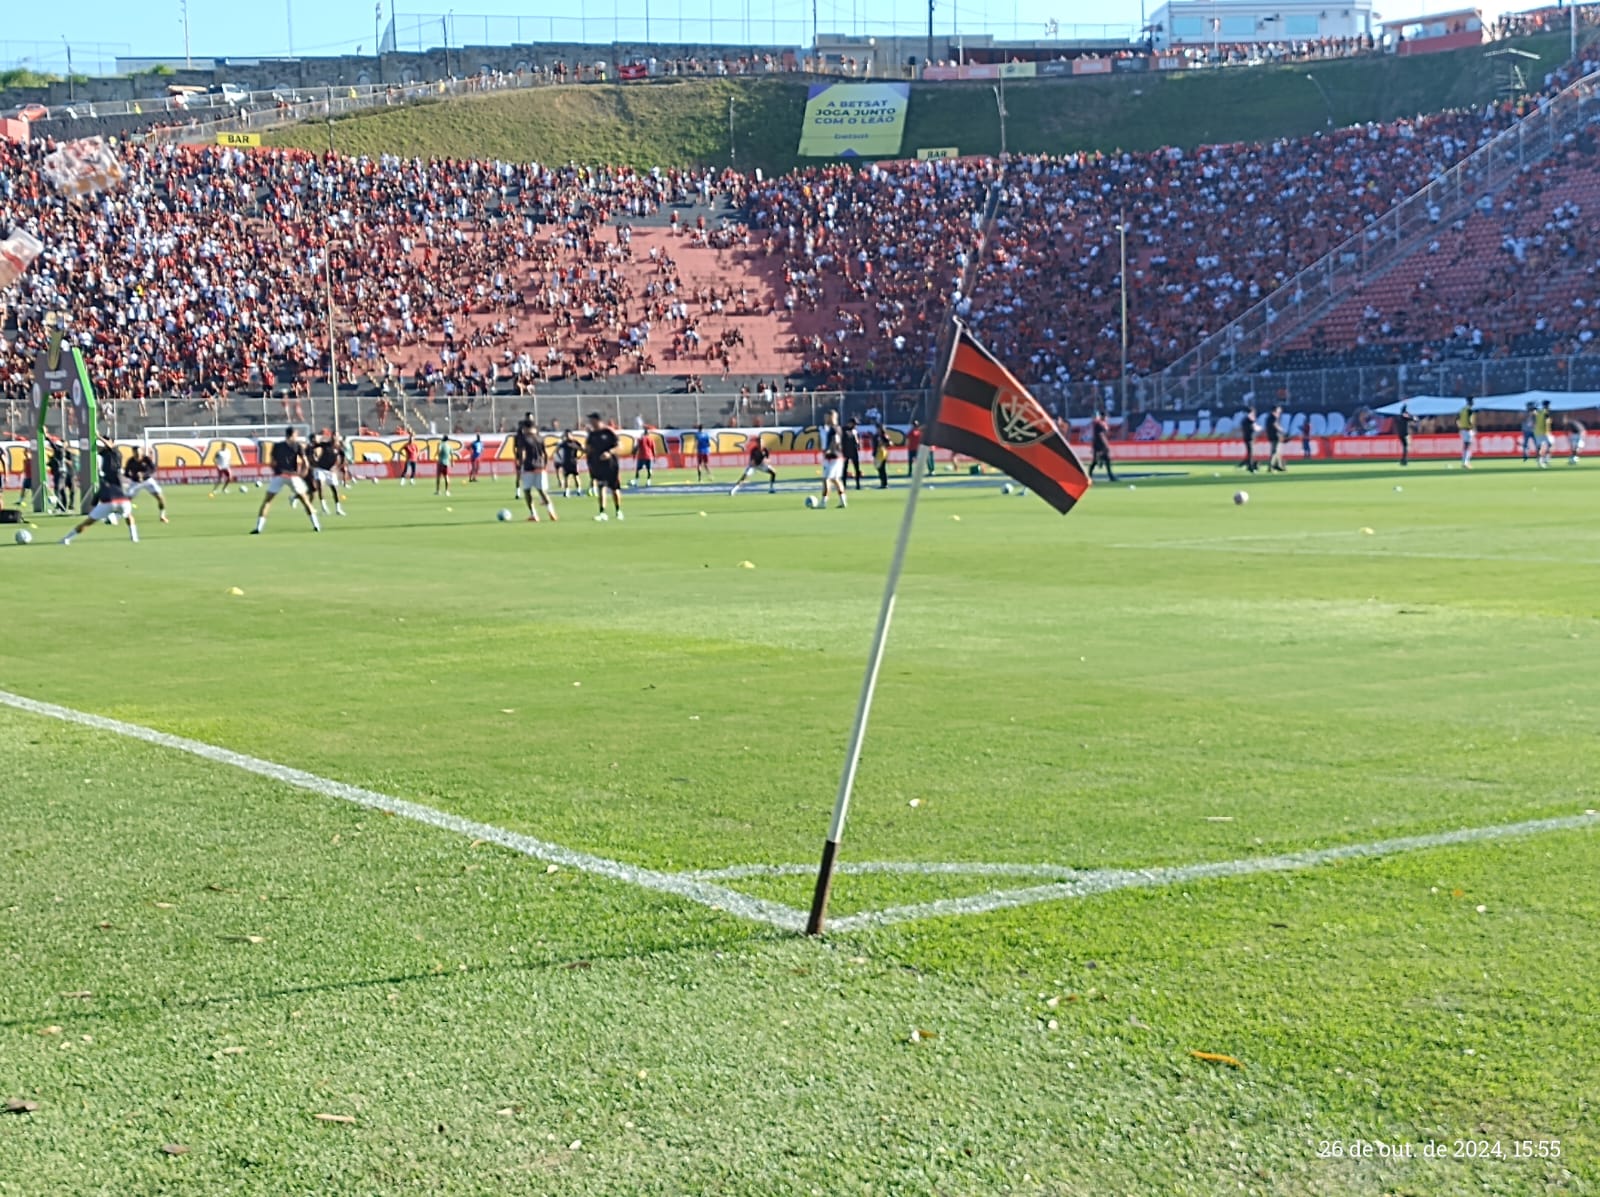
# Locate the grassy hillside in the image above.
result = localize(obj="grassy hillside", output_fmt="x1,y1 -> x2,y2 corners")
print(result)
266,34 -> 1568,171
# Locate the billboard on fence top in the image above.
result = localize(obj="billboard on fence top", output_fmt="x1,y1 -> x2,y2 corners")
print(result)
797,82 -> 911,158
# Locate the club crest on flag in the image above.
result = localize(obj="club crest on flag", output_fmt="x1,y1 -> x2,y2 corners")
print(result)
993,386 -> 1054,446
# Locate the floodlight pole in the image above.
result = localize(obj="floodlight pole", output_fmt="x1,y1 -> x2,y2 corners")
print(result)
324,118 -> 341,435
1118,208 -> 1129,414
805,180 -> 1005,936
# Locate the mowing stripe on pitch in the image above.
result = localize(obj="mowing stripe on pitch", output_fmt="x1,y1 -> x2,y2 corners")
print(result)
824,811 -> 1599,931
0,688 -> 807,933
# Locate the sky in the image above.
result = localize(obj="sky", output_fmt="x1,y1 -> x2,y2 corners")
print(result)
7,0 -> 1493,74
10,0 -> 1162,74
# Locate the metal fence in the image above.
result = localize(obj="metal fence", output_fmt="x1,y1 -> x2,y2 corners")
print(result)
1152,68 -> 1600,406
31,354 -> 1600,444
1132,353 -> 1600,412
136,76 -> 545,146
71,388 -> 933,442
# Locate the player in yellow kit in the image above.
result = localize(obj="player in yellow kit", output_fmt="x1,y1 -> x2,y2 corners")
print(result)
1534,400 -> 1554,469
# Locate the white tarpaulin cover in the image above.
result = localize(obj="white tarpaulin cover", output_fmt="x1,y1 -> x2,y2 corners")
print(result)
1375,392 -> 1600,416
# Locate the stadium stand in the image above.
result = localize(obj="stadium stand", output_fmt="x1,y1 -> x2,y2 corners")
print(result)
2,45 -> 1597,432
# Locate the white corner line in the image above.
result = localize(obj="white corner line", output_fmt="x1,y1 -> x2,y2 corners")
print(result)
825,812 -> 1600,931
0,688 -> 807,933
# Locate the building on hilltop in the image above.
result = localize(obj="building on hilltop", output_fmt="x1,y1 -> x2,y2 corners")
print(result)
1149,0 -> 1377,49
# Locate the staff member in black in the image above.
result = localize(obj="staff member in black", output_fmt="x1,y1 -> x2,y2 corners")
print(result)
841,418 -> 863,490
1394,404 -> 1413,467
585,412 -> 623,522
1265,404 -> 1287,472
1089,411 -> 1116,481
1238,406 -> 1259,473
555,431 -> 582,498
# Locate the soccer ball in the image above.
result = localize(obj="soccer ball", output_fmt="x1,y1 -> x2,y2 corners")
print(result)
496,509 -> 514,522
805,495 -> 819,509
1001,483 -> 1014,494
1233,490 -> 1250,505
13,529 -> 32,545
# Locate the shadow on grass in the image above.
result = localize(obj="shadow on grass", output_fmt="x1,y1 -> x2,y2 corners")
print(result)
0,925 -> 795,1030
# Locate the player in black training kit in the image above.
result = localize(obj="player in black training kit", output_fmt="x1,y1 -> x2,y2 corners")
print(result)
514,418 -> 558,522
61,437 -> 138,545
555,432 -> 582,497
308,434 -> 347,516
252,427 -> 321,534
123,445 -> 170,523
585,412 -> 623,521
1238,406 -> 1259,473
1394,404 -> 1413,467
841,418 -> 863,490
730,439 -> 778,494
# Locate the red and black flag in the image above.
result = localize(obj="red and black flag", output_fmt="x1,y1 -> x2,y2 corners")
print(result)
927,326 -> 1091,514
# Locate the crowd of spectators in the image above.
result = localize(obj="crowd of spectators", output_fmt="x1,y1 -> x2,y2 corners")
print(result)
1162,35 -> 1381,68
0,139 -> 754,418
2,47 -> 1597,415
737,72 -> 1597,394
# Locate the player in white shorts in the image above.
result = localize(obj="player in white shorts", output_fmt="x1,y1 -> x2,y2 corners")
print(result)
252,428 -> 321,534
306,433 -> 347,515
211,445 -> 234,494
123,445 -> 169,524
818,411 -> 848,509
512,416 -> 557,522
61,437 -> 139,545
730,439 -> 778,494
1569,417 -> 1587,465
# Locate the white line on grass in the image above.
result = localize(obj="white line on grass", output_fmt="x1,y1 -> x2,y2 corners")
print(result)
824,812 -> 1599,931
0,688 -> 807,933
687,861 -> 1094,882
5,690 -> 1593,937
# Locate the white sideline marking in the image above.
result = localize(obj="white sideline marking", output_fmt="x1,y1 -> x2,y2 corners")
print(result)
0,689 -> 807,933
825,812 -> 1600,931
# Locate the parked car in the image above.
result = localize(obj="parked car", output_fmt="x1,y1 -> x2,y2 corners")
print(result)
208,83 -> 250,104
10,104 -> 49,121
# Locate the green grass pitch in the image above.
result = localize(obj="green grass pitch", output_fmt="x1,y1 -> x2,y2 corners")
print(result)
1,460 -> 1595,1195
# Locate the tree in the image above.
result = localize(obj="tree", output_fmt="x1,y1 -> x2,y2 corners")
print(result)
0,68 -> 62,88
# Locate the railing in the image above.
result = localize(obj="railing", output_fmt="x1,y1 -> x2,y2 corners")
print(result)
1152,68 -> 1600,407
1145,352 -> 1600,412
1029,351 -> 1600,417
39,388 -> 933,442
134,75 -> 551,146
16,355 -> 1599,446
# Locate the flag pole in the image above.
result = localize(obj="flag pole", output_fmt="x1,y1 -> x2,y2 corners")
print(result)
805,176 -> 1006,936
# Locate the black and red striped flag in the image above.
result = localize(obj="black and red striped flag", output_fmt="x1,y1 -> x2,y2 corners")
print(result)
927,327 -> 1091,514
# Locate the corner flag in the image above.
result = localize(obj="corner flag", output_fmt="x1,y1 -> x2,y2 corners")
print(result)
928,326 -> 1091,514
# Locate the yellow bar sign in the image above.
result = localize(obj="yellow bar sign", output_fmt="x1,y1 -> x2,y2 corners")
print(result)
216,132 -> 261,147
916,146 -> 959,160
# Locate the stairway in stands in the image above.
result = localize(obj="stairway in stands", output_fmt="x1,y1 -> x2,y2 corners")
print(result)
1152,67 -> 1600,407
